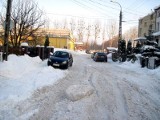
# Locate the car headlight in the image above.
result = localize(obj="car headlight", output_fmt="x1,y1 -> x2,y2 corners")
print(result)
62,61 -> 67,64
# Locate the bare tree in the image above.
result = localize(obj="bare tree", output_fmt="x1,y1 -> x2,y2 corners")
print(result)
62,18 -> 68,29
102,24 -> 106,51
53,19 -> 60,29
86,23 -> 92,50
2,0 -> 45,47
93,20 -> 101,49
77,19 -> 85,42
69,18 -> 76,34
124,26 -> 138,40
106,20 -> 118,47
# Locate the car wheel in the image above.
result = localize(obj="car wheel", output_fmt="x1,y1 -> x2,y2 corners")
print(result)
64,63 -> 69,69
70,62 -> 73,67
47,61 -> 51,66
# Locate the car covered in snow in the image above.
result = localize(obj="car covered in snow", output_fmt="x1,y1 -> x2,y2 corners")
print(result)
47,51 -> 73,69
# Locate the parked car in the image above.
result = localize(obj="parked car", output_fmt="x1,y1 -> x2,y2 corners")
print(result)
93,52 -> 108,62
47,51 -> 73,69
91,52 -> 97,59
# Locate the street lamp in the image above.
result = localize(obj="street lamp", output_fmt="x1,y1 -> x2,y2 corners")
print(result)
110,0 -> 122,41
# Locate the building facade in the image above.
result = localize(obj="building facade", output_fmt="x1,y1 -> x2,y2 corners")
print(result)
153,5 -> 160,46
138,12 -> 156,37
34,29 -> 75,50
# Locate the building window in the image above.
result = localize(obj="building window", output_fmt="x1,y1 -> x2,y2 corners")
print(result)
158,12 -> 160,18
139,28 -> 142,36
144,22 -> 147,27
149,24 -> 153,30
150,14 -> 153,20
157,22 -> 160,31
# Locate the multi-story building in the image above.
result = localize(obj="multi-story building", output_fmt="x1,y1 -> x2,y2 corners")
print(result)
153,5 -> 160,46
138,12 -> 156,37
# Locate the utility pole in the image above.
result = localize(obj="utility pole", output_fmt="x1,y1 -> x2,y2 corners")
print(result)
3,0 -> 12,61
119,10 -> 122,41
110,0 -> 122,52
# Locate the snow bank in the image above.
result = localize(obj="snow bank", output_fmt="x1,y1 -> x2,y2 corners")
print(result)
0,54 -> 68,101
0,54 -> 41,78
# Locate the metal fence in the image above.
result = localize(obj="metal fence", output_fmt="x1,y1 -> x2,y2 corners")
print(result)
0,46 -> 54,61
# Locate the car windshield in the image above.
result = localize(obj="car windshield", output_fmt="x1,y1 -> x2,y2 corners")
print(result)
97,53 -> 105,56
53,51 -> 69,58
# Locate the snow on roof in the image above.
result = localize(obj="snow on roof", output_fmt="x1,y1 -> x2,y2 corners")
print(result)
74,42 -> 83,45
152,31 -> 160,36
20,42 -> 28,47
107,47 -> 118,50
142,45 -> 155,50
134,37 -> 146,40
154,5 -> 160,10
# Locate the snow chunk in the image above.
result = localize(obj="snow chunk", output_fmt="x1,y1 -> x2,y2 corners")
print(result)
66,85 -> 94,101
20,42 -> 28,47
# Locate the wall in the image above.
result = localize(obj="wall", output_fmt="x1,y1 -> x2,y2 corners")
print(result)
138,13 -> 156,37
49,37 -> 74,50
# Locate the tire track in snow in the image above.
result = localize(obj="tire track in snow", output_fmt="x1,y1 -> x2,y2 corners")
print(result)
86,64 -> 129,120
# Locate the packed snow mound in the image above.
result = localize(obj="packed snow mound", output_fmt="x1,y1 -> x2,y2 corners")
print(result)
0,54 -> 42,78
0,54 -> 68,100
66,84 -> 94,101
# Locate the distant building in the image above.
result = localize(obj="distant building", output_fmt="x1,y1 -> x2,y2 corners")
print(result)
34,29 -> 75,50
74,41 -> 84,51
138,12 -> 156,37
153,5 -> 160,46
0,28 -> 75,50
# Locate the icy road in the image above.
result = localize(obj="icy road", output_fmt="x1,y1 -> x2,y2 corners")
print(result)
0,51 -> 160,120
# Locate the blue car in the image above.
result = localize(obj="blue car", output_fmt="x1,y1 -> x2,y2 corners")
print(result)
47,51 -> 73,69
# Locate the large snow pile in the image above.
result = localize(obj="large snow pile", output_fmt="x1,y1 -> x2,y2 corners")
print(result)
0,54 -> 68,101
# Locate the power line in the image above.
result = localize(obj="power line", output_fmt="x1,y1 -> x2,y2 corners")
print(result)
89,0 -> 145,16
45,12 -> 138,23
46,12 -> 114,20
71,0 -> 116,19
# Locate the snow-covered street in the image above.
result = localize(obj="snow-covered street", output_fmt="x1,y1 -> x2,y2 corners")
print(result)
0,50 -> 160,120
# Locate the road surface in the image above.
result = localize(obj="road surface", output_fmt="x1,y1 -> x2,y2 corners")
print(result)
14,52 -> 160,120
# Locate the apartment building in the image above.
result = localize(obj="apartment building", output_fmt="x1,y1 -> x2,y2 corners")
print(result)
153,5 -> 160,46
138,12 -> 156,37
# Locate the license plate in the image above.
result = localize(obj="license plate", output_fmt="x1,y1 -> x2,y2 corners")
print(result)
53,63 -> 59,67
